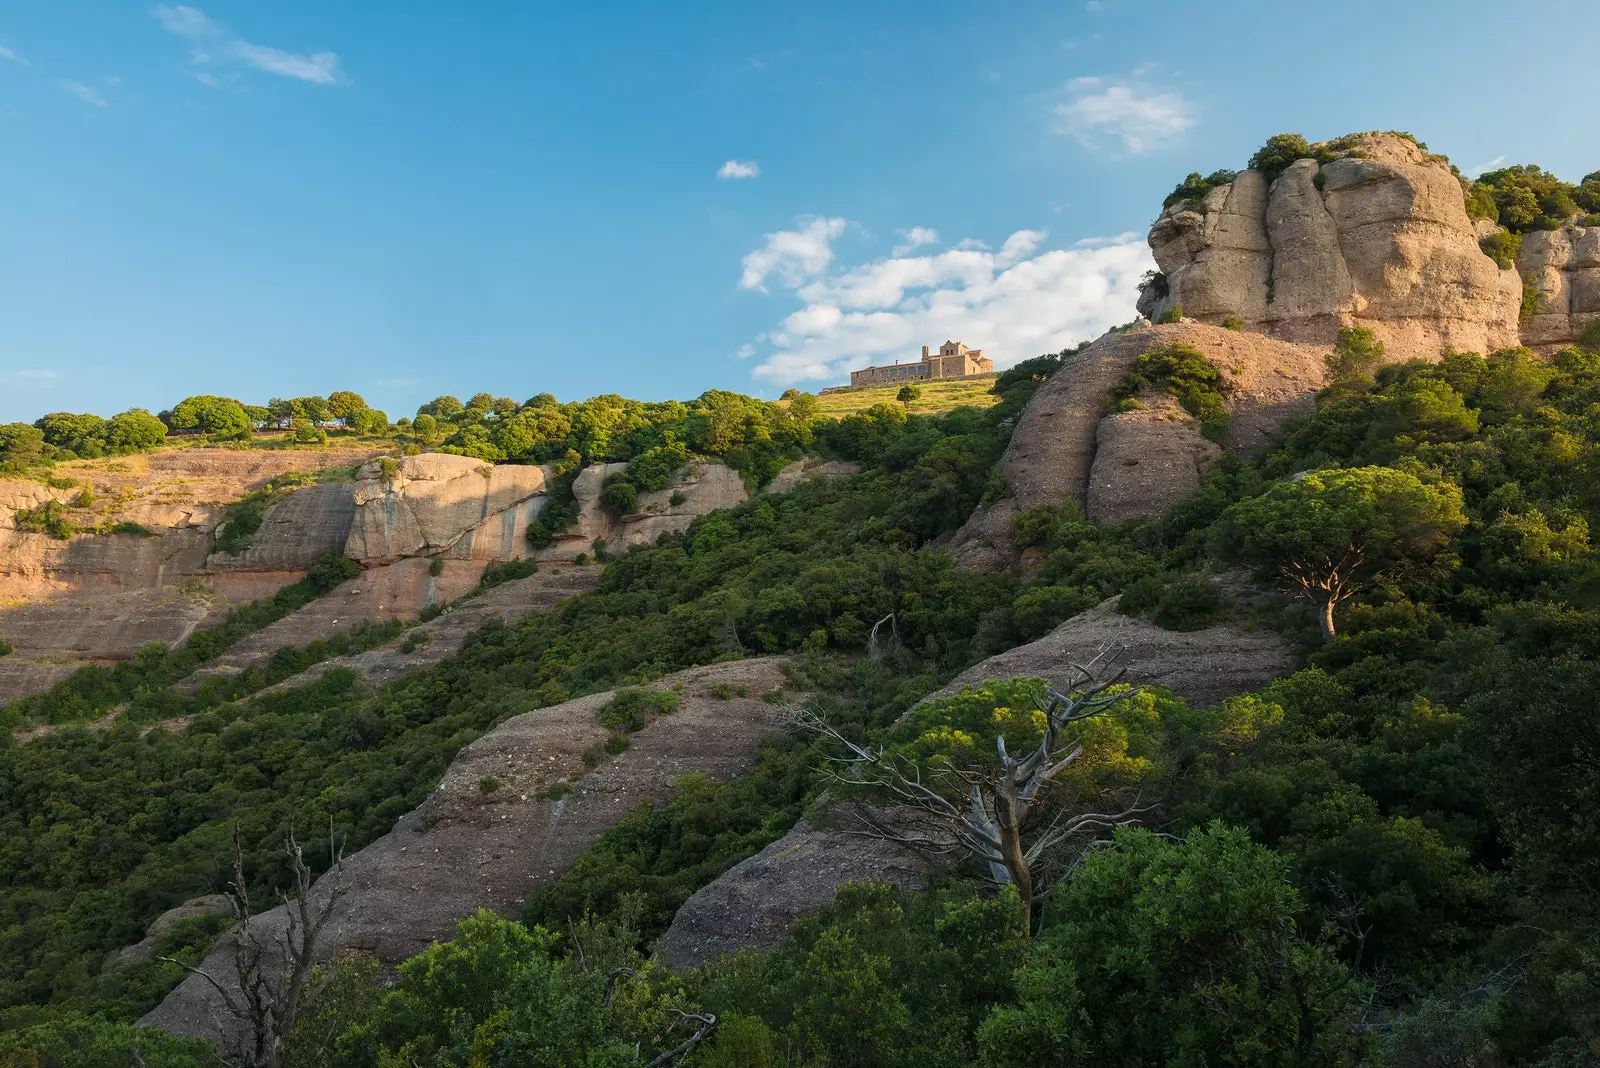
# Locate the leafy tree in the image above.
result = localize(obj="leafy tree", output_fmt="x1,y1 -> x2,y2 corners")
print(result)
1474,165 -> 1585,233
1248,132 -> 1313,181
0,423 -> 46,469
1219,466 -> 1466,639
417,395 -> 464,419
977,824 -> 1356,1066
411,412 -> 439,441
346,408 -> 388,434
169,394 -> 251,439
1325,325 -> 1386,387
325,391 -> 367,421
291,418 -> 327,444
33,412 -> 106,454
897,384 -> 921,403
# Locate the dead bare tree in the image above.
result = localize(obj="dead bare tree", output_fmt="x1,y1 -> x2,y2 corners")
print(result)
160,821 -> 348,1068
791,665 -> 1150,930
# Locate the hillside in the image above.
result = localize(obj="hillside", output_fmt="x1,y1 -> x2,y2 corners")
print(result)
3,128 -> 1600,1068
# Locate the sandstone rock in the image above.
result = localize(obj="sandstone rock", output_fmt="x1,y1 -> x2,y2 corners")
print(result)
347,454 -> 548,564
947,323 -> 1325,568
1142,132 -> 1521,357
621,461 -> 749,545
1517,223 -> 1600,350
117,895 -> 235,963
143,657 -> 797,1049
207,483 -> 357,572
766,457 -> 862,494
1086,395 -> 1220,525
657,596 -> 1296,966
657,808 -> 937,971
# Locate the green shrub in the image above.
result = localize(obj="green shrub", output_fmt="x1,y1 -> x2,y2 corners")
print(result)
1479,229 -> 1522,269
599,687 -> 679,732
418,602 -> 444,623
896,385 -> 922,403
1522,275 -> 1543,323
711,682 -> 735,700
546,780 -> 572,801
70,487 -> 94,508
603,734 -> 631,755
1151,574 -> 1229,630
306,550 -> 361,591
1111,343 -> 1229,440
599,478 -> 636,518
1578,315 -> 1600,354
0,637 -> 12,656
479,775 -> 500,794
1157,303 -> 1184,325
428,556 -> 444,577
13,499 -> 73,539
1326,325 -> 1387,385
525,522 -> 555,549
477,557 -> 536,590
1220,314 -> 1245,331
668,491 -> 686,507
1248,133 -> 1313,181
1162,169 -> 1237,210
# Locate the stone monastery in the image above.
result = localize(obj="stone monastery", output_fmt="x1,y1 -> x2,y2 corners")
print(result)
849,340 -> 995,388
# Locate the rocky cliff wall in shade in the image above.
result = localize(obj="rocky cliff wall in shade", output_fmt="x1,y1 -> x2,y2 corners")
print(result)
1140,133 -> 1523,357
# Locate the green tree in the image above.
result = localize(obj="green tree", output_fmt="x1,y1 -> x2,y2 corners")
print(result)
897,384 -> 922,403
169,395 -> 251,439
418,395 -> 464,419
0,423 -> 47,469
978,825 -> 1355,1066
1219,466 -> 1466,639
1325,325 -> 1386,387
326,391 -> 368,421
346,408 -> 388,435
1248,132 -> 1313,181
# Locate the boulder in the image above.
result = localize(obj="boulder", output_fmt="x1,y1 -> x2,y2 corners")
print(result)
948,323 -> 1325,567
1086,395 -> 1220,525
118,895 -> 235,963
1142,132 -> 1522,357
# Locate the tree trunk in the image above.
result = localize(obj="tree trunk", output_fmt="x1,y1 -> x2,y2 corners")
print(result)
1318,597 -> 1337,641
993,790 -> 1034,933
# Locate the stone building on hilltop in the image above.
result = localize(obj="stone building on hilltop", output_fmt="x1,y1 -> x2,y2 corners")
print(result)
849,340 -> 995,388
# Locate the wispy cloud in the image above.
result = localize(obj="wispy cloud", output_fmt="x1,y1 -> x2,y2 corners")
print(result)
738,216 -> 848,292
60,80 -> 109,107
0,369 -> 61,384
739,222 -> 1153,386
1055,75 -> 1193,154
893,226 -> 939,255
152,4 -> 344,86
0,45 -> 28,65
717,159 -> 761,180
1466,154 -> 1507,178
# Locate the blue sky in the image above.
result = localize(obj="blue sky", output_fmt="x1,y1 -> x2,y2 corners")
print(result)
2,0 -> 1597,422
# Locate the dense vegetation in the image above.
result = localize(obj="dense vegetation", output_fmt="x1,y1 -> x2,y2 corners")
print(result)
7,327 -> 1600,1064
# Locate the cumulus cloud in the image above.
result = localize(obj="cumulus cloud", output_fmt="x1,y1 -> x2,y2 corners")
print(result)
60,80 -> 109,107
717,159 -> 760,180
892,226 -> 939,255
740,226 -> 1154,386
1056,75 -> 1193,153
738,216 -> 848,292
153,4 -> 343,86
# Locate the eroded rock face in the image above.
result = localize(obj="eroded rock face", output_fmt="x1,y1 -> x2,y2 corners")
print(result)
346,454 -> 549,564
1143,133 -> 1522,357
1086,395 -> 1220,525
947,323 -> 1325,567
658,596 -> 1296,968
1518,224 -> 1600,350
143,657 -> 797,1049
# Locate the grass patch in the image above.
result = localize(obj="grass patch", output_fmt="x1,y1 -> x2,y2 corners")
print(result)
810,377 -> 1000,419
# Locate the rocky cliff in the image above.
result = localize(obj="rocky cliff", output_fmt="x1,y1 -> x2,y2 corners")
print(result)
1518,223 -> 1600,350
948,322 -> 1327,570
1138,132 -> 1523,355
2,450 -> 855,708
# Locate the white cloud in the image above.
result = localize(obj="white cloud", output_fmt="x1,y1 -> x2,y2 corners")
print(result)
738,216 -> 848,292
153,4 -> 344,86
0,369 -> 60,383
60,80 -> 109,107
893,226 -> 939,255
717,159 -> 760,180
1055,76 -> 1193,154
742,226 -> 1153,386
1466,154 -> 1507,178
0,46 -> 27,65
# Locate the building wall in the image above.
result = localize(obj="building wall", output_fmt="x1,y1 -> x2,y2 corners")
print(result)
849,343 -> 995,387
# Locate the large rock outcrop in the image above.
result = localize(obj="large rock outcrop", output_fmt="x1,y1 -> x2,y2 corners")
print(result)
1140,132 -> 1522,356
1518,223 -> 1600,350
144,657 -> 797,1049
948,322 -> 1326,569
657,595 -> 1295,970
